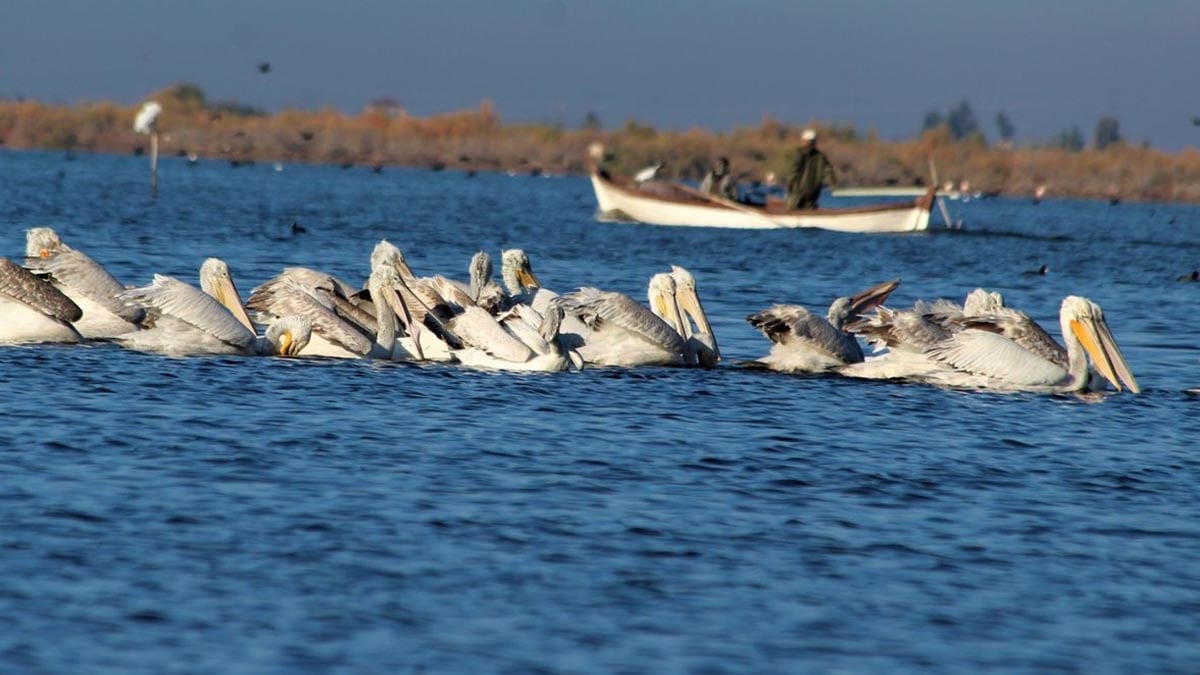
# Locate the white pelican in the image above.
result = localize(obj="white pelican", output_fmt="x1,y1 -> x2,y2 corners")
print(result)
197,258 -> 256,333
746,278 -> 899,373
842,287 -> 1008,381
557,274 -> 689,367
364,239 -> 464,361
24,227 -> 145,337
667,266 -> 720,367
468,251 -> 508,314
246,252 -> 409,360
849,294 -> 1139,394
500,248 -> 558,313
118,274 -> 310,357
0,257 -> 83,344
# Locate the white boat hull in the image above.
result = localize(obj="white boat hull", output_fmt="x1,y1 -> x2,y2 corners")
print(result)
591,173 -> 934,233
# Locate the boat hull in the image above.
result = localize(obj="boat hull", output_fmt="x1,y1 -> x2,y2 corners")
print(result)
592,173 -> 934,233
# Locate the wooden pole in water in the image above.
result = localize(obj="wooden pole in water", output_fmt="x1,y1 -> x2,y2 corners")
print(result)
150,131 -> 159,197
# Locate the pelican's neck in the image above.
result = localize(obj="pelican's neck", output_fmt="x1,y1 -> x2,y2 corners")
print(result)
1058,308 -> 1090,391
469,253 -> 492,302
501,261 -> 521,296
368,272 -> 397,354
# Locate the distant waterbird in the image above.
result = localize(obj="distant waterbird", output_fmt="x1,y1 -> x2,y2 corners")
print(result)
257,61 -> 271,74
633,163 -> 663,183
1023,264 -> 1050,276
133,101 -> 162,195
1178,270 -> 1199,283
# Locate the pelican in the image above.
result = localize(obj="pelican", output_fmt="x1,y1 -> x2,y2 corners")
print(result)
849,293 -> 1139,394
117,274 -> 310,357
246,250 -> 409,360
746,278 -> 899,373
556,274 -> 689,367
500,248 -> 557,312
24,227 -> 145,337
668,266 -> 720,366
365,239 -> 464,361
0,257 -> 83,344
468,251 -> 508,314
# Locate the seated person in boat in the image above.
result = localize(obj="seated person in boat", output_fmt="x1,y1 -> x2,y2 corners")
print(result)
785,128 -> 836,210
699,157 -> 739,202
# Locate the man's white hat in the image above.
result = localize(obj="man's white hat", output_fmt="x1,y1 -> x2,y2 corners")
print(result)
801,128 -> 817,142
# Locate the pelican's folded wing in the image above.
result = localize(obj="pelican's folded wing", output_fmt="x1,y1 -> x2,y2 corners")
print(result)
121,275 -> 255,350
0,257 -> 82,322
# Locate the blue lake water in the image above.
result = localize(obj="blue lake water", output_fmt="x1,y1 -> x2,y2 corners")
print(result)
1,150 -> 1198,673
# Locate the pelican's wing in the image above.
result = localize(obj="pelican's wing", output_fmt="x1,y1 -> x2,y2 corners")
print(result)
926,330 -> 1066,386
450,305 -> 535,362
0,257 -> 82,322
248,279 -> 372,355
476,281 -> 509,314
26,248 -> 144,324
956,309 -> 1067,368
120,275 -> 255,350
560,287 -> 687,354
500,304 -> 552,354
747,304 -> 860,363
268,267 -> 359,300
848,306 -> 951,353
428,275 -> 475,311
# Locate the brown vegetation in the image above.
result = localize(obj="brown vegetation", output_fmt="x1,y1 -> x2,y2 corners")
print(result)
2,84 -> 1198,203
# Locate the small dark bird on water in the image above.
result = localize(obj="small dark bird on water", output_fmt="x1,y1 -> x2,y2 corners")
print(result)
1178,270 -> 1199,282
372,164 -> 384,173
299,130 -> 314,141
290,221 -> 306,234
257,61 -> 271,74
1023,264 -> 1050,276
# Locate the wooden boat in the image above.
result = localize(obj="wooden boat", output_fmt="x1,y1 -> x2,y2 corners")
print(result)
591,171 -> 936,233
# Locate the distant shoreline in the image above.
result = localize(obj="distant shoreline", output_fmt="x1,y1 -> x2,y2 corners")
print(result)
3,87 -> 1199,204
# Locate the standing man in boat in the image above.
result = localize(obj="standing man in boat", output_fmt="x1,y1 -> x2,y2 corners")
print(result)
700,156 -> 739,202
786,128 -> 837,210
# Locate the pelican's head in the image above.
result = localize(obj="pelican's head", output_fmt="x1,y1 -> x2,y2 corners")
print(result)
25,227 -> 64,259
200,258 -> 256,333
371,239 -> 403,269
1061,296 -> 1140,394
670,265 -> 720,362
963,288 -> 1004,315
501,249 -> 541,294
133,101 -> 162,135
829,278 -> 901,329
647,273 -> 679,321
265,315 -> 312,357
469,250 -> 494,301
371,239 -> 416,281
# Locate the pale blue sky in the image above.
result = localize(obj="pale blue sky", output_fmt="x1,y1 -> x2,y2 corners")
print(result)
3,0 -> 1198,149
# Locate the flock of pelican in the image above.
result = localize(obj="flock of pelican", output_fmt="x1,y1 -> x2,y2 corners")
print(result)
1,226 -> 1140,395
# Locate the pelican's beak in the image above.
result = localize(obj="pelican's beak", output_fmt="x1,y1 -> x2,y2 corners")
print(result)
213,275 -> 256,333
566,347 -> 585,371
278,330 -> 294,357
39,249 -> 50,258
1070,314 -> 1141,394
516,267 -> 542,290
677,286 -> 721,362
392,257 -> 417,283
848,278 -> 901,318
385,279 -> 424,360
